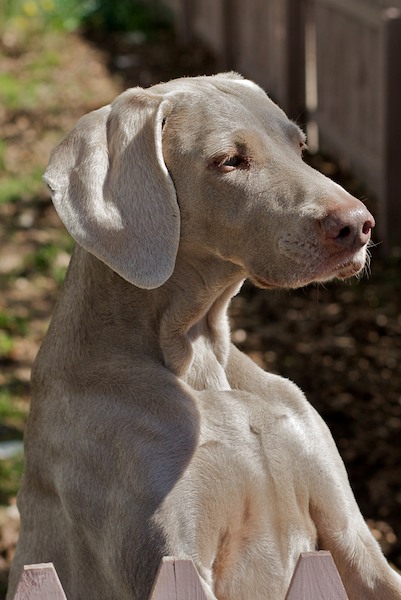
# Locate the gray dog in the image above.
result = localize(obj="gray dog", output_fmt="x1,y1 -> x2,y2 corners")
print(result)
8,73 -> 401,600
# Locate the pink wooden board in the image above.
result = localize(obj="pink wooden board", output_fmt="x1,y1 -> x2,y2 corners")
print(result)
285,551 -> 349,600
149,556 -> 208,600
13,563 -> 67,600
13,551 -> 349,599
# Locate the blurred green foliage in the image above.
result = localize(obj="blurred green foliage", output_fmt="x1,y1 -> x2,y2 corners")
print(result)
0,455 -> 24,504
0,0 -> 88,33
0,311 -> 28,337
24,239 -> 74,283
84,0 -> 171,34
0,0 -> 171,34
1,0 -> 95,33
0,389 -> 27,430
0,312 -> 28,360
0,168 -> 44,205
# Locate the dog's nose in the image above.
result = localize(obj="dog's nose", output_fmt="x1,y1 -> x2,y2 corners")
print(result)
320,204 -> 375,251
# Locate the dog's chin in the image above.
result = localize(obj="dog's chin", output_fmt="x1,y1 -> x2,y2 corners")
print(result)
250,249 -> 368,290
314,250 -> 368,283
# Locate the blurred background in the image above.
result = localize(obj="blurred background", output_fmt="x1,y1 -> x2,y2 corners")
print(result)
0,0 -> 400,596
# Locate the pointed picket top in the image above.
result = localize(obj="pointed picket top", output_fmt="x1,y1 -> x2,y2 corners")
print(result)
149,556 -> 209,600
13,563 -> 67,600
285,551 -> 349,600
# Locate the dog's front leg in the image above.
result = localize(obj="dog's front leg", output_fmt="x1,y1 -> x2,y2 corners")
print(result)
226,344 -> 401,600
306,411 -> 401,600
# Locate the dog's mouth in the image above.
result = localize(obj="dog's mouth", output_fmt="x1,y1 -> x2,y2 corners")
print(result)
315,246 -> 369,282
316,260 -> 364,283
250,246 -> 368,290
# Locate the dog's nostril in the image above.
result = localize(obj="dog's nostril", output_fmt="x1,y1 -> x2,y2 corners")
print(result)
362,220 -> 373,235
320,215 -> 352,240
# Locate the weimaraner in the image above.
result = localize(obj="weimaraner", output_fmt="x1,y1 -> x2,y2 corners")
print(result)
8,73 -> 401,600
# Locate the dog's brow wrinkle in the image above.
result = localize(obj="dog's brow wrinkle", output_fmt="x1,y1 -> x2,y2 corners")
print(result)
250,424 -> 261,435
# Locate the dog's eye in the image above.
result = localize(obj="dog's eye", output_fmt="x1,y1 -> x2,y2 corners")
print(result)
217,155 -> 248,172
222,156 -> 242,168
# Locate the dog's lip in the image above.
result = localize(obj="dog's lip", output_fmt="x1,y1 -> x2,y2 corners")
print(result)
250,251 -> 366,289
317,247 -> 367,279
326,256 -> 365,279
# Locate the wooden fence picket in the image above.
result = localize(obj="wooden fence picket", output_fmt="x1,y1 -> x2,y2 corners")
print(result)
149,556 -> 209,600
285,551 -> 349,600
11,551 -> 349,599
13,563 -> 67,600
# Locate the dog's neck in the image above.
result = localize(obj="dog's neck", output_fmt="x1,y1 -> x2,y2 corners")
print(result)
159,249 -> 244,390
154,245 -> 245,390
44,245 -> 244,391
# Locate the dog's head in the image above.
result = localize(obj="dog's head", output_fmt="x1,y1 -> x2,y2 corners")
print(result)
44,72 -> 374,290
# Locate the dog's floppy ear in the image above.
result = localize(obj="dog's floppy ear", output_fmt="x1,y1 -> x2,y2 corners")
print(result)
43,89 -> 179,289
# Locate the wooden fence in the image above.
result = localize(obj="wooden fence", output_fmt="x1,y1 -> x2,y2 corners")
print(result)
12,551 -> 349,599
160,0 -> 401,248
